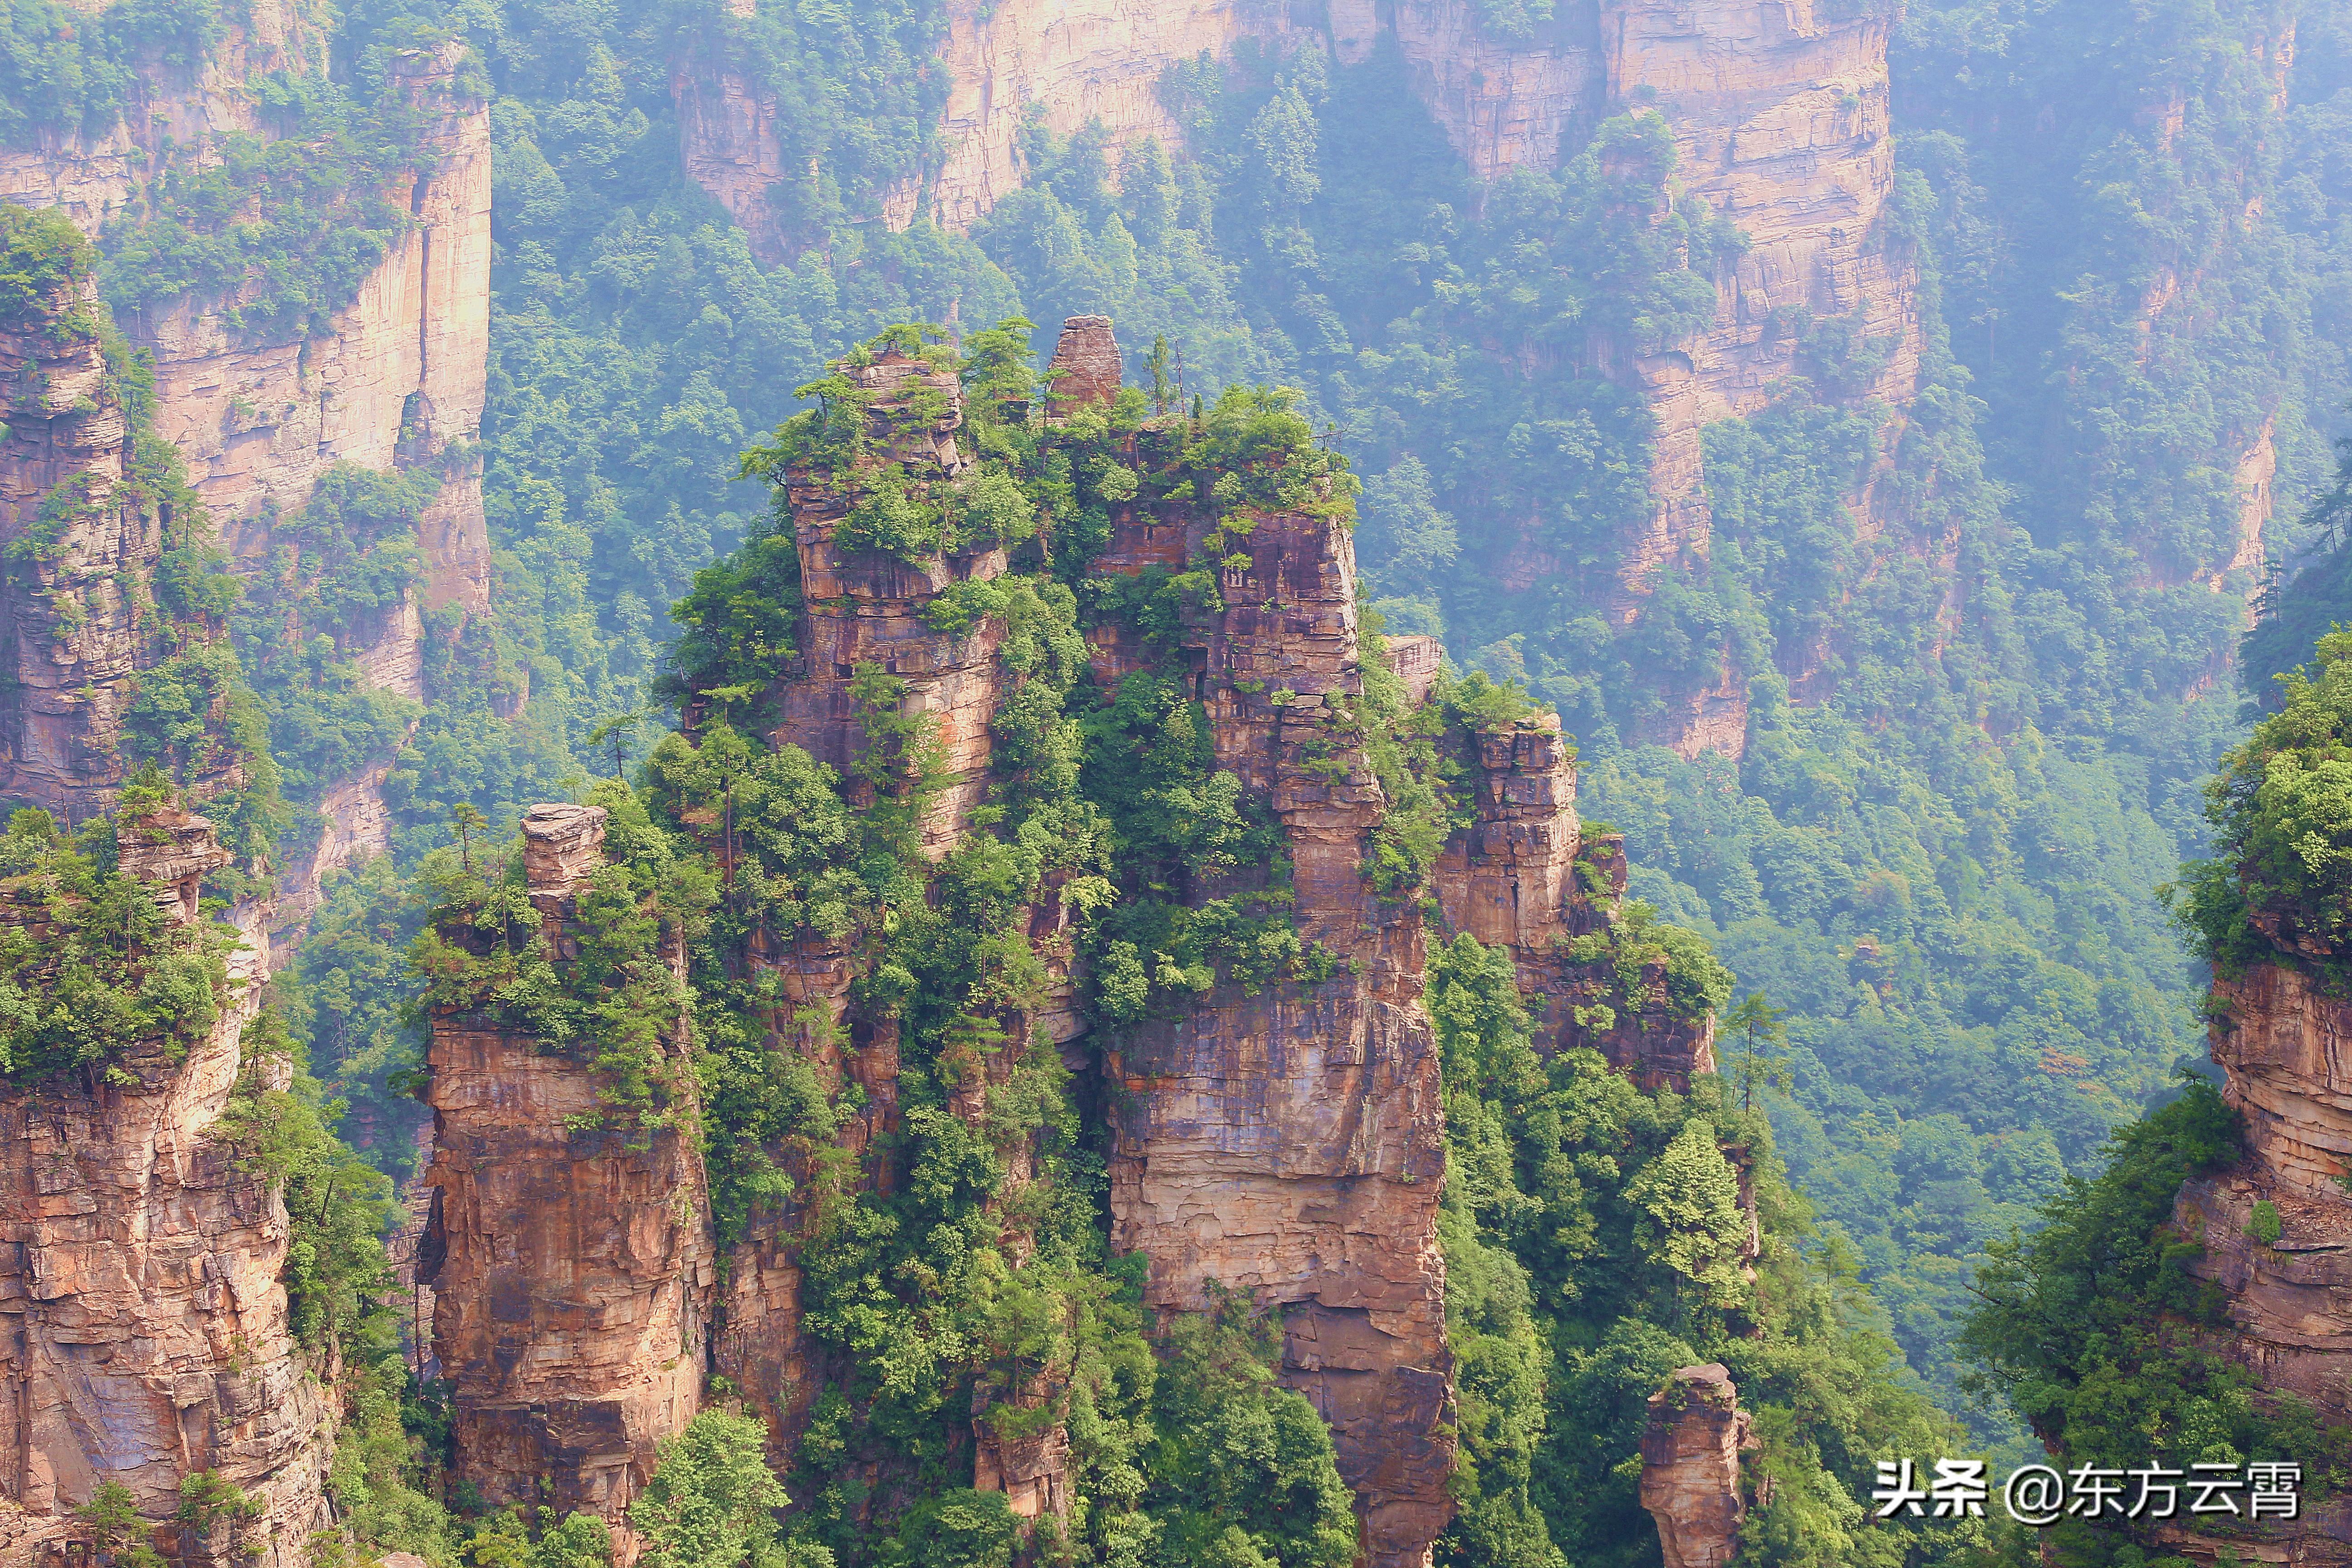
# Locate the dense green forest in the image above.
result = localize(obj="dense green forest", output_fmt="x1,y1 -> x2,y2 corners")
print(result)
335,0 -> 2352,1441
6,0 -> 2351,1557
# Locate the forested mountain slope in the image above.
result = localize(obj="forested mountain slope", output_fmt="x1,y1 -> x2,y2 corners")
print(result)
0,0 -> 2347,1562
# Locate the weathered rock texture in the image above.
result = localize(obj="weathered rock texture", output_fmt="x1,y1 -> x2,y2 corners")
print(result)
1097,499 -> 1456,1568
421,805 -> 715,1542
0,810 -> 330,1568
1638,1363 -> 1752,1568
7,11 -> 495,903
0,271 -> 157,815
476,318 -> 1735,1566
128,34 -> 495,669
0,0 -> 325,230
2167,956 -> 2352,1564
693,319 -> 1453,1561
1433,712 -> 1718,1089
13,18 -> 496,622
671,0 -> 1914,761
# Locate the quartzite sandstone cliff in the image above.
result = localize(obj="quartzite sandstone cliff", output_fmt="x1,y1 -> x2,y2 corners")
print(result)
0,808 -> 329,1568
421,805 -> 715,1550
416,318 -> 1759,1567
4,4 -> 495,916
1638,1363 -> 1753,1568
2171,953 -> 2352,1566
671,0 -> 1920,760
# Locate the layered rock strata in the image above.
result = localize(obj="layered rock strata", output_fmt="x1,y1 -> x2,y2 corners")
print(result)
699,319 -> 1456,1561
0,270 -> 154,814
1097,500 -> 1456,1568
421,804 -> 714,1540
690,0 -> 1911,761
1433,712 -> 1717,1089
2169,954 -> 2352,1565
7,11 -> 495,902
0,0 -> 324,229
0,810 -> 329,1568
1638,1363 -> 1753,1568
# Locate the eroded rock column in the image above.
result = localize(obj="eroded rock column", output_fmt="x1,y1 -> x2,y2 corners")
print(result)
0,811 -> 329,1568
2168,959 -> 2352,1561
423,804 -> 714,1538
1638,1364 -> 1752,1568
1102,450 -> 1456,1568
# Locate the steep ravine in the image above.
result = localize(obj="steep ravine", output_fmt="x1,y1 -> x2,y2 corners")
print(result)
3,2 -> 496,926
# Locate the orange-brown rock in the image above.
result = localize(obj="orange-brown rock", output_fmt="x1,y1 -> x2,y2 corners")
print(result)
2165,955 -> 2352,1565
1383,634 -> 1445,706
0,270 -> 157,816
0,0 -> 323,230
671,29 -> 800,268
1045,316 -> 1122,419
422,805 -> 715,1543
1101,488 -> 1456,1568
6,17 -> 495,907
1434,713 -> 1718,1089
135,38 -> 493,619
762,352 -> 1010,858
0,812 -> 330,1568
1638,1363 -> 1753,1568
709,344 -> 1088,1520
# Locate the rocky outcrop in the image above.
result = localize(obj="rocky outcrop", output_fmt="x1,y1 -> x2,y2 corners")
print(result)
1045,315 -> 1123,418
1434,712 -> 1718,1089
421,805 -> 714,1543
0,0 -> 323,231
0,810 -> 330,1568
1100,510 -> 1456,1568
664,0 -> 1913,760
671,20 -> 800,269
2167,956 -> 2352,1563
696,320 -> 1455,1562
1638,1363 -> 1752,1568
761,353 -> 1010,858
136,39 -> 494,622
7,14 -> 494,906
0,265 -> 159,817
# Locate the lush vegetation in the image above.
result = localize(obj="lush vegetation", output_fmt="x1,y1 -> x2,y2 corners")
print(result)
1425,930 -> 1985,1568
0,791 -> 232,1080
1957,1074 -> 2350,1565
22,0 -> 2351,1553
2174,626 -> 2352,975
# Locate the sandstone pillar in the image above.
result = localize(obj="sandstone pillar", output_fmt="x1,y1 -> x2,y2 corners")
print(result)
1638,1363 -> 1752,1568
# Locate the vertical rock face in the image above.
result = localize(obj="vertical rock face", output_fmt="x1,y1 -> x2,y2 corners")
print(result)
2168,957 -> 2352,1562
422,805 -> 715,1538
8,17 -> 495,907
926,0 -> 1317,229
666,0 -> 1912,760
0,271 -> 154,815
1638,1364 -> 1752,1568
1331,0 -> 1596,179
697,319 -> 1455,1561
1607,0 -> 1919,588
671,43 -> 799,268
1044,316 -> 1123,419
766,352 -> 1012,857
0,0 -> 323,230
1433,713 -> 1717,1089
1099,498 -> 1456,1568
137,38 -> 495,621
0,811 -> 330,1568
